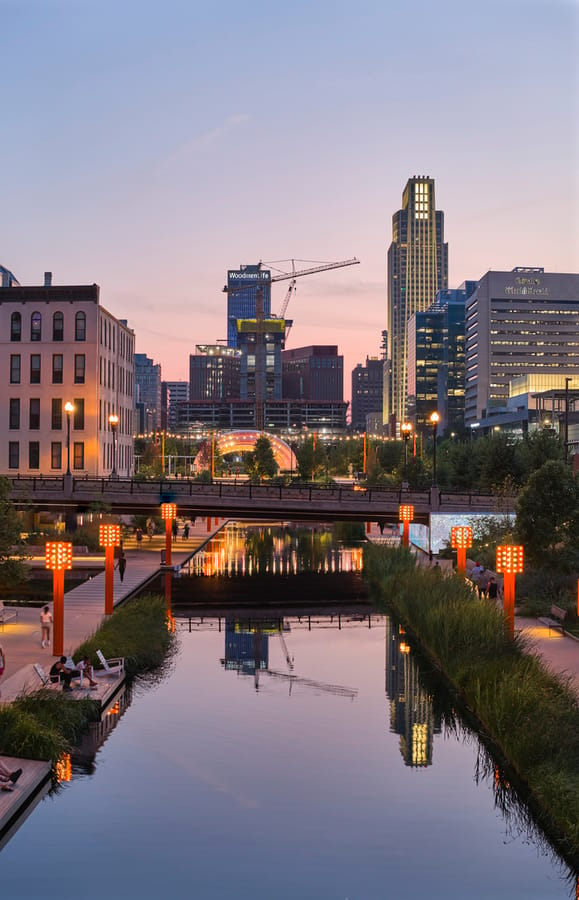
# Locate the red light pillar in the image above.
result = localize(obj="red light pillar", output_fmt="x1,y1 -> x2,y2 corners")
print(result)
45,542 -> 73,657
496,545 -> 524,640
399,505 -> 414,548
450,526 -> 473,576
161,503 -> 177,567
99,524 -> 121,615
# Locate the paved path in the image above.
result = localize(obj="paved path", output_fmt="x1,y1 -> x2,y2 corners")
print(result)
0,518 -> 224,694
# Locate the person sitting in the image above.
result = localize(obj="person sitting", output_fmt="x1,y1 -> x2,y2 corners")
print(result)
49,656 -> 81,692
74,655 -> 99,689
0,759 -> 22,791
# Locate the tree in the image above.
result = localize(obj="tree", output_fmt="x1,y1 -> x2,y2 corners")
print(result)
244,436 -> 278,481
295,438 -> 326,481
515,460 -> 579,568
0,478 -> 29,586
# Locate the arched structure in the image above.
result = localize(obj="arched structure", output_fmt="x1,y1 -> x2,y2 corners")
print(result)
195,431 -> 297,472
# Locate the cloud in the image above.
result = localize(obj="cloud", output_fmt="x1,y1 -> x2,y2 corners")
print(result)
162,114 -> 249,168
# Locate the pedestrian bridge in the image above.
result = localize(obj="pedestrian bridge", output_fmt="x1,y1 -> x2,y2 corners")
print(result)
6,476 -> 515,525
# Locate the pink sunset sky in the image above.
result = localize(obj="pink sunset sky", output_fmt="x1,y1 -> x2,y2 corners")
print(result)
1,0 -> 577,401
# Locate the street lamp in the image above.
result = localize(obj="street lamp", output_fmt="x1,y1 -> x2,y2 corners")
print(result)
64,401 -> 74,475
430,411 -> 440,486
108,413 -> 119,478
401,422 -> 412,482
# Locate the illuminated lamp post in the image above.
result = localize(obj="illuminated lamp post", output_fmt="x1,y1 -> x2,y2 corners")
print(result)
45,541 -> 73,656
99,524 -> 121,615
429,411 -> 440,486
496,545 -> 524,640
399,504 -> 414,548
161,503 -> 177,567
450,526 -> 473,576
108,413 -> 119,478
401,422 -> 412,481
64,401 -> 74,476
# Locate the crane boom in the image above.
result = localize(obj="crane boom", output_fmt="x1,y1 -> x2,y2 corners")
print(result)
269,257 -> 360,284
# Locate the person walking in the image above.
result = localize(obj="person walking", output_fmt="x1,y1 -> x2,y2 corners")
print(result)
172,519 -> 178,540
183,522 -> 190,540
117,551 -> 127,583
40,605 -> 52,648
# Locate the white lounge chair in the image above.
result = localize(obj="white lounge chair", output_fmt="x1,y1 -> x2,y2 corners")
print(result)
96,650 -> 125,677
0,601 -> 17,629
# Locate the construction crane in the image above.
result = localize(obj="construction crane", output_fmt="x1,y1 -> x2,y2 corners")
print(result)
222,257 -> 360,429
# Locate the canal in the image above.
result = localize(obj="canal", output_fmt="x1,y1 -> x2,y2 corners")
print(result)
0,523 -> 574,898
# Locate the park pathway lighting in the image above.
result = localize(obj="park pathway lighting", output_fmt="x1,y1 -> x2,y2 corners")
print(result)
64,402 -> 74,475
99,524 -> 121,615
161,503 -> 177,567
399,504 -> 414,548
45,541 -> 73,656
450,526 -> 473,576
108,413 -> 119,478
496,545 -> 524,640
429,411 -> 440,486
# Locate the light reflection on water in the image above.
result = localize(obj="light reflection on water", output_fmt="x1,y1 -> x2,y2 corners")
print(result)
0,524 -> 575,899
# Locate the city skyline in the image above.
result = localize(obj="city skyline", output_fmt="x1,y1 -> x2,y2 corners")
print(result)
1,0 -> 577,396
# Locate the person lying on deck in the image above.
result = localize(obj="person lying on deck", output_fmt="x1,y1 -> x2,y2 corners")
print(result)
0,759 -> 22,791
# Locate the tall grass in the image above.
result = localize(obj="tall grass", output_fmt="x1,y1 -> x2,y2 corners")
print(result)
365,543 -> 579,864
75,594 -> 173,676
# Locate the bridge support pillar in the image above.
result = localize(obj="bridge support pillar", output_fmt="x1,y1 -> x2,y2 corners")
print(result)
429,486 -> 440,511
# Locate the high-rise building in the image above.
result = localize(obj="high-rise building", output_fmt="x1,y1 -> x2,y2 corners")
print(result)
281,346 -> 343,402
464,268 -> 579,425
135,353 -> 162,432
163,381 -> 190,431
0,272 -> 135,476
226,264 -> 271,347
236,318 -> 285,407
387,176 -> 448,429
406,282 -> 476,432
351,357 -> 384,432
189,345 -> 241,402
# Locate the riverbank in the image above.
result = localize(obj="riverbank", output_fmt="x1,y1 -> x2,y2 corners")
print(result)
364,543 -> 579,870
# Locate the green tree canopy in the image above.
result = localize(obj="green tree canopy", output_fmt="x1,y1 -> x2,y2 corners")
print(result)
0,478 -> 29,586
244,436 -> 278,481
515,460 -> 579,568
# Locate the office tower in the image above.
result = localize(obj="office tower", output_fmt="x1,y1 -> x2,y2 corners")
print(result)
281,346 -> 344,402
406,282 -> 476,432
189,345 -> 241,401
134,353 -> 162,432
236,318 -> 285,404
387,176 -> 448,429
163,381 -> 190,430
464,268 -> 579,425
0,272 -> 135,476
351,357 -> 384,432
226,264 -> 271,347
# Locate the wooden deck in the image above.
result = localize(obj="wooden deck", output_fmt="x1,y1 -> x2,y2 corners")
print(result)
0,755 -> 52,847
0,663 -> 126,709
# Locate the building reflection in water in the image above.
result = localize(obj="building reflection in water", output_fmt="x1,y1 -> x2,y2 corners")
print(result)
184,524 -> 365,579
385,618 -> 441,767
71,684 -> 132,774
221,618 -> 358,698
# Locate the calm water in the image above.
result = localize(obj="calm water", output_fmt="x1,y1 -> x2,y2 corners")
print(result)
0,525 -> 574,899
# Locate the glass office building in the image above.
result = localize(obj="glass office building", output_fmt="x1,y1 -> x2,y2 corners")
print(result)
465,269 -> 579,425
226,265 -> 271,348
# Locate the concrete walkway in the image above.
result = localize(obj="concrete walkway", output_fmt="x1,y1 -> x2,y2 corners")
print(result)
0,518 -> 224,697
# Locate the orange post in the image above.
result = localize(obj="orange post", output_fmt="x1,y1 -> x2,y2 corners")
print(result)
366,521 -> 371,534
399,504 -> 414,548
450,526 -> 473,576
99,524 -> 121,615
45,542 -> 73,656
496,545 -> 524,640
160,503 -> 177,567
207,516 -> 212,532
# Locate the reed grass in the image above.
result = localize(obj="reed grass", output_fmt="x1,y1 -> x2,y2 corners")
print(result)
365,543 -> 579,862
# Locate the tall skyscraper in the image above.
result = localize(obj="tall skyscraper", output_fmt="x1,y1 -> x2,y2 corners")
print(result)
351,357 -> 384,432
387,176 -> 448,429
134,353 -> 162,432
226,264 -> 271,348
